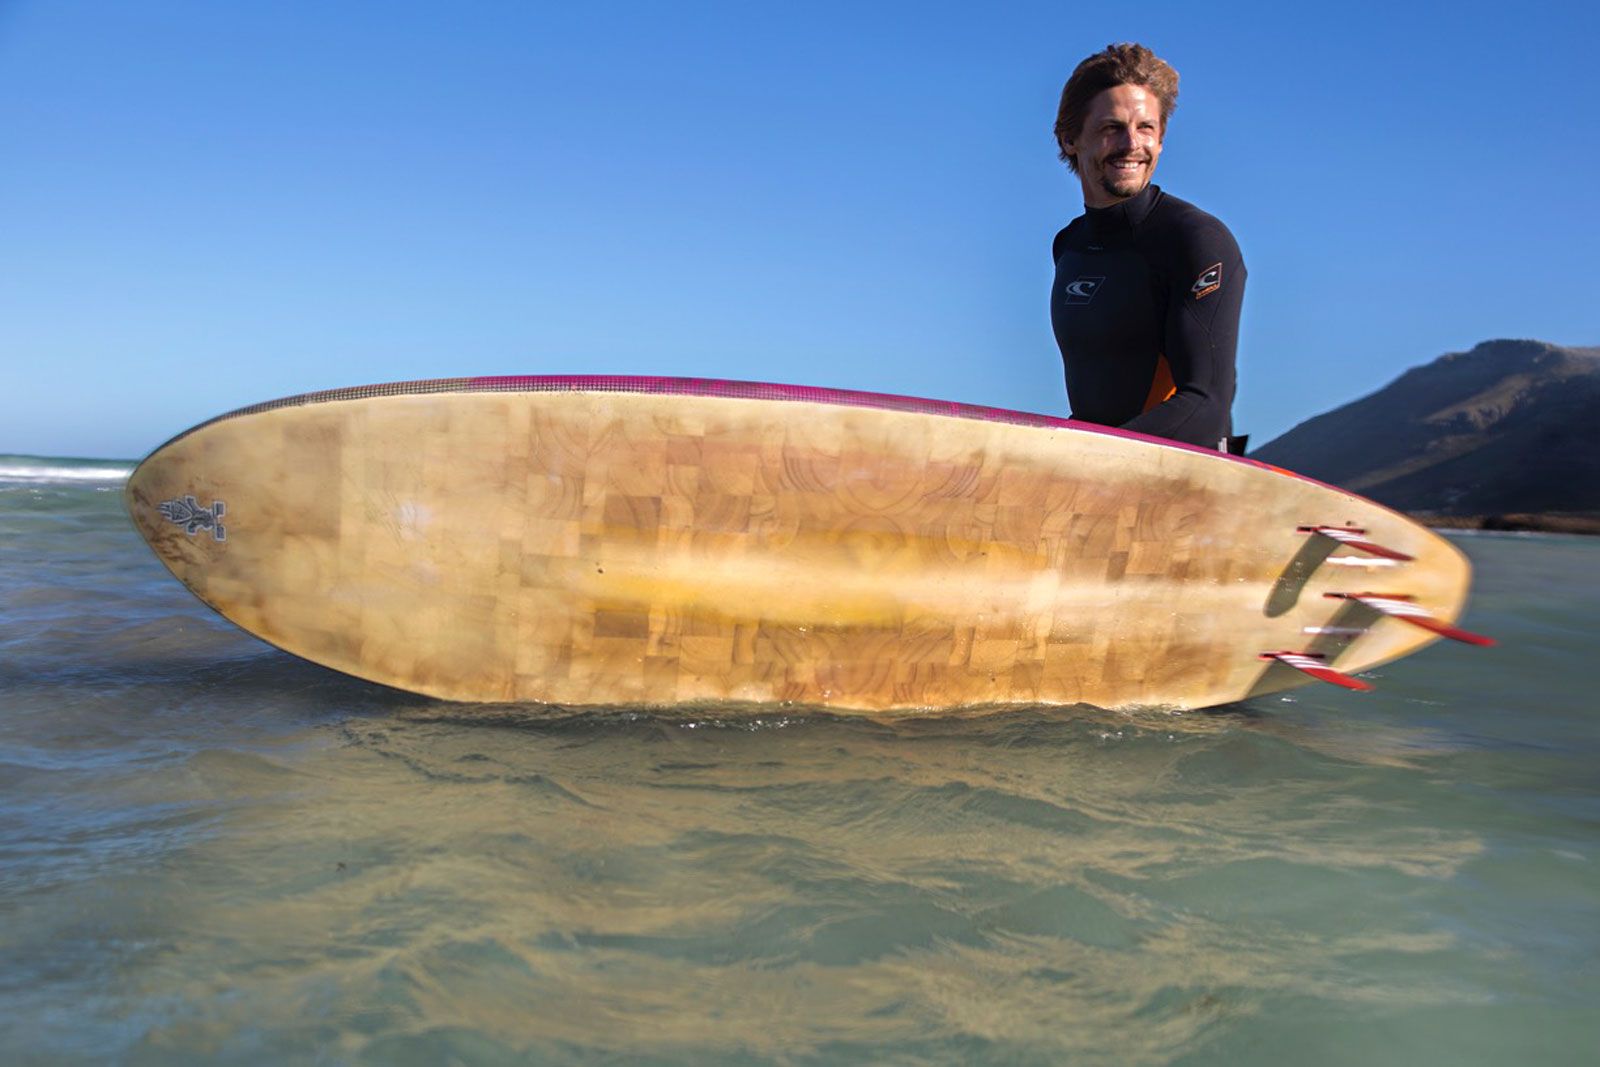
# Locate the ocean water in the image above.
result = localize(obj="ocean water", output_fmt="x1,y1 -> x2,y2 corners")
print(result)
2,455 -> 1596,1066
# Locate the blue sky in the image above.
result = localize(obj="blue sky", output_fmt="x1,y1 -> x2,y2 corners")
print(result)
2,0 -> 1596,459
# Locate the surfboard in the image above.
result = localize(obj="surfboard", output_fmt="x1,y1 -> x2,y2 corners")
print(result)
125,376 -> 1481,712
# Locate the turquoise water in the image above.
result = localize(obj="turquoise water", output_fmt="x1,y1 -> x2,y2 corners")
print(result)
2,456 -> 1596,1065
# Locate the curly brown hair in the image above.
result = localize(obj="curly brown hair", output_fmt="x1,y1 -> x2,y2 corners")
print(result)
1054,44 -> 1180,173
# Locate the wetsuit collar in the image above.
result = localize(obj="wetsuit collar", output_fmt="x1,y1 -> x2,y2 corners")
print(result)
1084,183 -> 1161,237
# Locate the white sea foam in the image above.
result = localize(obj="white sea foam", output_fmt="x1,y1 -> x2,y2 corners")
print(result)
0,461 -> 134,483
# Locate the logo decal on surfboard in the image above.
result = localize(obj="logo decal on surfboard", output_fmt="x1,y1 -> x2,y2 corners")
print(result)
158,496 -> 227,541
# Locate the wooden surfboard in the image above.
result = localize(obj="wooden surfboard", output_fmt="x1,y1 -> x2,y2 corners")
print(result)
125,376 -> 1478,713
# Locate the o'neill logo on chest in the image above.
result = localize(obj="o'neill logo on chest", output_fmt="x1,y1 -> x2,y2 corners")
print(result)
1061,275 -> 1105,306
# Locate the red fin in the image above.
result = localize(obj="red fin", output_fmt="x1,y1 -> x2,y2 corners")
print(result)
1403,614 -> 1498,646
1259,650 -> 1375,691
1297,525 -> 1415,562
1326,593 -> 1496,646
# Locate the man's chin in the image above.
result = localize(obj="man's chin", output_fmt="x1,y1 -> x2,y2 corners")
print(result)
1099,175 -> 1148,202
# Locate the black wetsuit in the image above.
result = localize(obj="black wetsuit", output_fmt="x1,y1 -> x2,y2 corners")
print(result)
1050,183 -> 1245,450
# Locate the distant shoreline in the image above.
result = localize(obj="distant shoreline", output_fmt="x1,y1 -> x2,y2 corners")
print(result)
1421,514 -> 1600,537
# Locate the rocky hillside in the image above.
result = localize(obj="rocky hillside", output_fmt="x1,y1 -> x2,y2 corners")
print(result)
1251,339 -> 1600,526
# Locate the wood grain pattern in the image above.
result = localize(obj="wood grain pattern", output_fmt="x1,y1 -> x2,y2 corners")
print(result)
125,383 -> 1473,712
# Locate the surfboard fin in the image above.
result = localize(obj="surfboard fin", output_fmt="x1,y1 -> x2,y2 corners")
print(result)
1297,525 -> 1414,561
1259,650 -> 1375,691
1324,593 -> 1496,646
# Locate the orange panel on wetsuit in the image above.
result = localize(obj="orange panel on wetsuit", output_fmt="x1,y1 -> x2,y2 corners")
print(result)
1142,355 -> 1176,412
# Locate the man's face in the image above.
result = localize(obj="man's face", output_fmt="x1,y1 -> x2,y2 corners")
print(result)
1064,83 -> 1164,208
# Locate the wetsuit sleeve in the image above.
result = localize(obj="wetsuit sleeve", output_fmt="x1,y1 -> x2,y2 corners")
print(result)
1119,219 -> 1245,447
1050,226 -> 1072,265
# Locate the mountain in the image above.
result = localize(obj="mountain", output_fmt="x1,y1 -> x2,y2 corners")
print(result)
1250,339 -> 1600,529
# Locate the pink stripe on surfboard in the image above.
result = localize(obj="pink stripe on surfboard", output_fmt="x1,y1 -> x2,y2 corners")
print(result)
156,373 -> 1213,457
459,375 -> 1242,459
464,375 -> 1077,431
467,375 -> 1088,425
140,374 -> 1380,512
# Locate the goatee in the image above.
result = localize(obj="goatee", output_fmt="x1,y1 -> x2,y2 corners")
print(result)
1099,174 -> 1148,200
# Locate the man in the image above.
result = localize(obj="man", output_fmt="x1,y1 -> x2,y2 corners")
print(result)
1050,43 -> 1246,452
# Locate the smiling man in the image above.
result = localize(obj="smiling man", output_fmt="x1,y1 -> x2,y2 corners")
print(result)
1050,43 -> 1246,452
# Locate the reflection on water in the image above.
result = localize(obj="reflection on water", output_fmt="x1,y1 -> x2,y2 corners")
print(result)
2,478 -> 1597,1063
14,705 -> 1490,1063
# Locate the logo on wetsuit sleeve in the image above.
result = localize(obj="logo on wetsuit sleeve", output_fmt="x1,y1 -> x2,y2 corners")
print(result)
1061,276 -> 1105,306
1191,263 -> 1222,300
